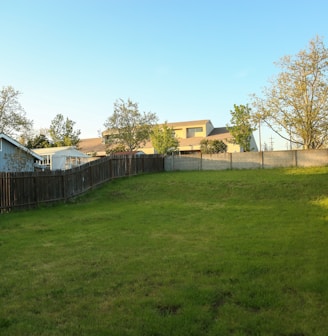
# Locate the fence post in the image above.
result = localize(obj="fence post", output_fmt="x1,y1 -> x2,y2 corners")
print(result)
34,175 -> 38,206
109,158 -> 112,179
294,150 -> 298,167
89,162 -> 93,188
62,172 -> 66,200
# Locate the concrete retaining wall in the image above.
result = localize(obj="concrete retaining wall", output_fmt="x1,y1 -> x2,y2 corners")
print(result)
164,149 -> 328,171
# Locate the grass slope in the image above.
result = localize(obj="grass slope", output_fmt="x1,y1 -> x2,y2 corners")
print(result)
1,168 -> 328,335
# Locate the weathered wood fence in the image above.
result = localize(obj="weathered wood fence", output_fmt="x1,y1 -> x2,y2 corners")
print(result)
0,155 -> 164,213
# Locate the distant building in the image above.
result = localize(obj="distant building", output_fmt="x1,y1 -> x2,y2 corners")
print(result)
80,119 -> 258,156
0,133 -> 43,172
146,120 -> 258,154
33,146 -> 90,170
146,120 -> 237,154
78,137 -> 107,158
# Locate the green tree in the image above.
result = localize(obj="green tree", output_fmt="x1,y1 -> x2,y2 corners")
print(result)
106,144 -> 127,155
26,133 -> 52,149
200,139 -> 211,153
49,114 -> 81,147
104,98 -> 158,152
0,86 -> 33,138
211,139 -> 227,153
252,36 -> 328,149
150,122 -> 179,155
227,104 -> 255,152
200,139 -> 227,154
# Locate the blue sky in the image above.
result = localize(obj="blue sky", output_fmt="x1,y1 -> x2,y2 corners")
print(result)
1,0 -> 327,150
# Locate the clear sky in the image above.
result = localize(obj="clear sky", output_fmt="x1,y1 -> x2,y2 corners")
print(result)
1,0 -> 327,150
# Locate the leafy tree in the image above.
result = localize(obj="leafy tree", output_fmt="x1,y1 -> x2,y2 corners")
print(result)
26,133 -> 52,149
104,98 -> 158,152
200,139 -> 211,153
0,86 -> 33,138
252,36 -> 328,149
106,144 -> 127,155
227,104 -> 255,152
49,114 -> 81,147
200,139 -> 227,154
150,122 -> 179,155
211,139 -> 228,153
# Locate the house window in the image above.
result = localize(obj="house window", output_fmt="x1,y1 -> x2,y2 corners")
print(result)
187,127 -> 203,138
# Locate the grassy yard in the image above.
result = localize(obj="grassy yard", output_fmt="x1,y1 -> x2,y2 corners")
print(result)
1,168 -> 328,335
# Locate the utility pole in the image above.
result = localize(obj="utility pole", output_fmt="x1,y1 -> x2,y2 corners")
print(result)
258,120 -> 262,152
270,136 -> 274,151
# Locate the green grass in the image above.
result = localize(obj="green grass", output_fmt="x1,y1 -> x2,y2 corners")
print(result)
1,168 -> 328,335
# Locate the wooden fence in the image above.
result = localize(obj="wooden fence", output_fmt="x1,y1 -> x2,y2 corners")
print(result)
0,155 -> 164,213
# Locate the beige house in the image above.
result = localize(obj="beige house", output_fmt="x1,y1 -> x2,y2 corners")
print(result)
80,119 -> 258,156
141,120 -> 257,154
79,138 -> 107,158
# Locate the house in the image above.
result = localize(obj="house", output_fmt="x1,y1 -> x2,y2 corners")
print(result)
148,120 -> 258,154
0,133 -> 43,172
33,146 -> 90,171
83,119 -> 258,156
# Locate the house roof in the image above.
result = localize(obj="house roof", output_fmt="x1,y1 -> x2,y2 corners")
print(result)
0,133 -> 43,161
207,127 -> 232,139
166,119 -> 211,127
79,138 -> 107,155
33,146 -> 89,158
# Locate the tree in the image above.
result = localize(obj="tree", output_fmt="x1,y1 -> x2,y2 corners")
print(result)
0,86 -> 33,138
211,139 -> 228,153
49,114 -> 81,147
227,104 -> 255,152
150,122 -> 179,155
104,98 -> 158,152
106,144 -> 127,155
251,36 -> 328,149
200,139 -> 227,154
26,133 -> 52,149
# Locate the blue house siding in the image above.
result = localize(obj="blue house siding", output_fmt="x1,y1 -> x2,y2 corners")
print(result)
0,135 -> 42,172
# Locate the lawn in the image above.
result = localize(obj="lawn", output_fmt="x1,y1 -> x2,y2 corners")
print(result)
1,168 -> 328,335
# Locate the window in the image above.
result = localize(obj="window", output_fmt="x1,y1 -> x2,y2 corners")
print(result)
0,139 -> 2,151
187,127 -> 203,138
